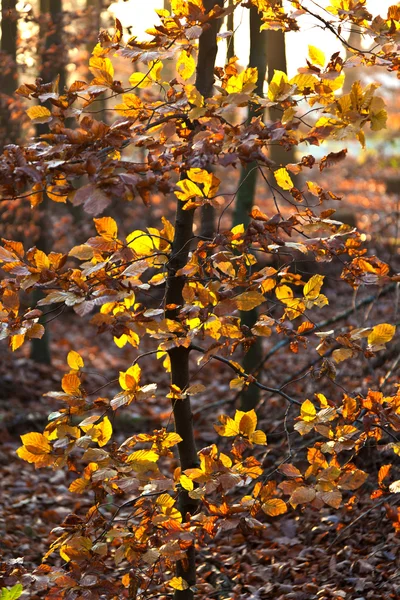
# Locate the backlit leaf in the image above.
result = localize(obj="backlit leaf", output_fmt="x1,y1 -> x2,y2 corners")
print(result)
67,350 -> 84,371
177,50 -> 196,80
168,577 -> 189,591
308,45 -> 325,66
274,168 -> 294,191
26,105 -> 51,123
235,291 -> 265,311
262,498 -> 287,516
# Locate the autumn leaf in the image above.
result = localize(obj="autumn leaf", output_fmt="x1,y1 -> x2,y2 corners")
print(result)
168,577 -> 189,591
67,350 -> 84,371
308,45 -> 325,67
177,50 -> 196,80
274,167 -> 294,191
262,498 -> 287,516
235,291 -> 265,311
367,323 -> 396,349
26,105 -> 52,123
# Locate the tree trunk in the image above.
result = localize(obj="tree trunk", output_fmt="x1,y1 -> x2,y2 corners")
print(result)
265,3 -> 296,167
166,203 -> 197,599
226,0 -> 235,62
31,0 -> 66,364
0,0 -> 18,144
232,6 -> 267,410
166,3 -> 222,596
197,0 -> 223,239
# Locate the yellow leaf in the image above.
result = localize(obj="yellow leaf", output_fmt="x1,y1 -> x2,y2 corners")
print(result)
308,45 -> 325,67
96,416 -> 113,447
127,449 -> 159,463
185,84 -> 204,107
274,168 -> 293,191
262,498 -> 287,516
303,274 -> 324,300
67,350 -> 84,371
290,73 -> 318,92
26,105 -> 52,122
180,474 -> 194,491
11,333 -> 25,351
275,284 -> 293,305
177,50 -> 196,80
235,291 -> 265,311
69,478 -> 89,494
238,409 -> 257,436
62,372 -> 81,395
126,230 -> 157,256
20,431 -> 51,454
128,72 -> 153,88
187,168 -> 220,197
300,399 -> 316,422
168,577 -> 189,591
94,216 -> 118,241
225,67 -> 258,94
250,430 -> 267,445
119,363 -> 141,391
89,56 -> 114,86
214,414 -> 240,437
114,93 -> 143,117
267,70 -> 293,101
175,178 -> 203,201
367,323 -> 395,347
332,348 -> 354,364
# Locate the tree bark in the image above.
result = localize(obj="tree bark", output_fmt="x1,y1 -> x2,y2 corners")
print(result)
0,0 -> 18,144
166,3 -> 222,596
196,0 -> 223,239
232,6 -> 267,410
31,0 -> 66,364
265,2 -> 296,167
226,0 -> 235,62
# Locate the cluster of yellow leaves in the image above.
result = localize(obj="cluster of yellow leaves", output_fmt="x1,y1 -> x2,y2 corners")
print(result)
214,410 -> 267,446
175,168 -> 220,208
275,275 -> 328,320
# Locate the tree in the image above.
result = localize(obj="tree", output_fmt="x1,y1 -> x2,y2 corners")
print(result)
1,1 -> 400,598
232,4 -> 267,410
0,0 -> 19,145
30,0 -> 66,365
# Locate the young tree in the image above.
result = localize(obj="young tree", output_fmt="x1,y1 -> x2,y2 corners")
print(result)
1,1 -> 399,598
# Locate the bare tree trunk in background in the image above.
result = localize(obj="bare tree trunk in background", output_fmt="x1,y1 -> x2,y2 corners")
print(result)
166,3 -> 222,597
343,26 -> 363,92
265,1 -> 296,168
232,6 -> 267,411
0,0 -> 18,145
86,0 -> 106,121
31,0 -> 66,365
226,0 -> 235,62
197,0 -> 223,240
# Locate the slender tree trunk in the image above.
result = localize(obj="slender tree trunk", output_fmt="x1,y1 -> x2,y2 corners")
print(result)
197,0 -> 223,239
226,0 -> 235,62
166,3 -> 222,596
31,0 -> 66,364
232,6 -> 267,411
265,2 -> 296,167
0,0 -> 18,144
86,0 -> 106,121
166,204 -> 197,598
